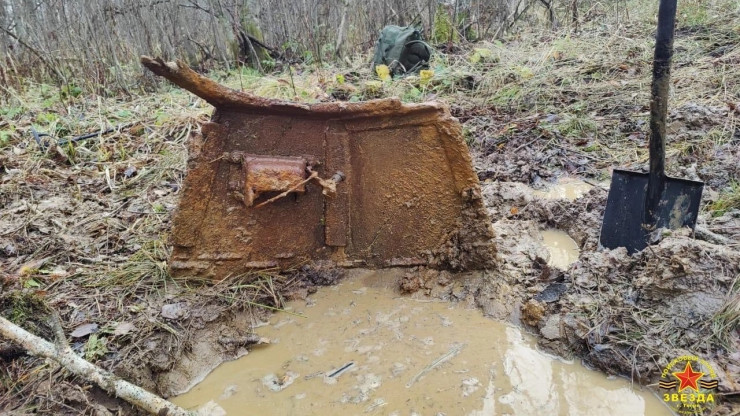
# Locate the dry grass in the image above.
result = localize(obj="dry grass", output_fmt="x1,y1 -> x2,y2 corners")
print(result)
0,72 -> 315,413
712,275 -> 740,349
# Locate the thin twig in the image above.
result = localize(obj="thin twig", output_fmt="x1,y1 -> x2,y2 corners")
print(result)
253,171 -> 318,209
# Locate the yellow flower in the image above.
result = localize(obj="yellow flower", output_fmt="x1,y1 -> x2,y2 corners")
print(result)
375,65 -> 391,81
420,69 -> 434,85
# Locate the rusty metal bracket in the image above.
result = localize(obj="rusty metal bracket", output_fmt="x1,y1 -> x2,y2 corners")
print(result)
253,168 -> 344,209
243,154 -> 308,206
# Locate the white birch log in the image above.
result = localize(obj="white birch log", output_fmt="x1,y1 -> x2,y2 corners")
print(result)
0,316 -> 192,416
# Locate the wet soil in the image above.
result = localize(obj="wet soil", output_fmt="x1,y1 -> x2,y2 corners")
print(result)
467,152 -> 740,412
3,129 -> 737,414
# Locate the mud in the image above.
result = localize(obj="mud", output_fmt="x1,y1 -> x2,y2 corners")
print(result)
2,117 -> 738,415
532,178 -> 595,201
472,176 -> 740,404
173,270 -> 671,415
116,266 -> 350,399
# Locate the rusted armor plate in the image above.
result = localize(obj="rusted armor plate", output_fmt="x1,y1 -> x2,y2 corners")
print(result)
141,57 -> 496,279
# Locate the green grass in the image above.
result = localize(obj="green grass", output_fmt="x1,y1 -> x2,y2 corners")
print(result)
679,0 -> 711,28
84,239 -> 172,294
0,292 -> 50,337
709,181 -> 740,217
558,114 -> 599,138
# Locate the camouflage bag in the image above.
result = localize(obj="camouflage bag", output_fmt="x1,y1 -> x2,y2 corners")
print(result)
372,25 -> 432,76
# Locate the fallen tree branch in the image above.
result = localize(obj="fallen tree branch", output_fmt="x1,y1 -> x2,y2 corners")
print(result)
0,316 -> 193,416
218,334 -> 270,347
243,33 -> 280,57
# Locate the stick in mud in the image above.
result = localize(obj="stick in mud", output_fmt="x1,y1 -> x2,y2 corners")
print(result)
406,343 -> 465,388
327,361 -> 355,378
0,316 -> 194,416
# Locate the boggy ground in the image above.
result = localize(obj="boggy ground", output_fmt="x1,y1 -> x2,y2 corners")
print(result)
399,152 -> 740,413
1,0 -> 739,414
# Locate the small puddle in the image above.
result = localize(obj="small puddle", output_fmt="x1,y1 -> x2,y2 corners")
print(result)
532,178 -> 593,200
540,229 -> 581,270
173,270 -> 670,415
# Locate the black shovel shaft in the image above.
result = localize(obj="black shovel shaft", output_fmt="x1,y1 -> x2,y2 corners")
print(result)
647,0 -> 677,222
600,0 -> 704,253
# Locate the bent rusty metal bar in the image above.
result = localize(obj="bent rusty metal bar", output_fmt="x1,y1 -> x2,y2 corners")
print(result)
142,56 -> 496,279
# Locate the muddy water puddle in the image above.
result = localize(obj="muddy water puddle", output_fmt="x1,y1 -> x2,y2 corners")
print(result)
173,270 -> 670,415
540,229 -> 581,270
532,178 -> 594,201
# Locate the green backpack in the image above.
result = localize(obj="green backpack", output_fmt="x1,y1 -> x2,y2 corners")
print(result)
372,25 -> 432,76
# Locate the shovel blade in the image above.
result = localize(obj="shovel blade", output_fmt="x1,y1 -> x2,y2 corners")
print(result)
600,169 -> 703,253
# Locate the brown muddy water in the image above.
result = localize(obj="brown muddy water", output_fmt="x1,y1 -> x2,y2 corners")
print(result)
532,178 -> 594,201
540,230 -> 580,270
173,270 -> 672,416
533,178 -> 586,270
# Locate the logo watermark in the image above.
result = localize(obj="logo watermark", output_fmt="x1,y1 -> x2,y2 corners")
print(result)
660,355 -> 719,414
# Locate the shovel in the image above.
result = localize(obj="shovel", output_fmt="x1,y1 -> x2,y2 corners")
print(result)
599,0 -> 703,254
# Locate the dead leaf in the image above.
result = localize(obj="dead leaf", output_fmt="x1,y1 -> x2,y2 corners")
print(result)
16,257 -> 50,276
58,234 -> 78,246
70,323 -> 99,338
123,165 -> 137,178
727,101 -> 739,115
49,268 -> 69,280
113,322 -> 136,336
161,302 -> 189,320
510,206 -> 519,215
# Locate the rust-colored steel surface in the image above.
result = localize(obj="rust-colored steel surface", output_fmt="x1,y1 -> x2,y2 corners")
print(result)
141,57 -> 496,279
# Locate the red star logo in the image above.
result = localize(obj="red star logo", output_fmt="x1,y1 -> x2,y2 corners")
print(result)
673,362 -> 704,392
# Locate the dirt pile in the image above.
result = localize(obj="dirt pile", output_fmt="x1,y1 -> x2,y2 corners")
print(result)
558,234 -> 739,389
479,177 -> 740,388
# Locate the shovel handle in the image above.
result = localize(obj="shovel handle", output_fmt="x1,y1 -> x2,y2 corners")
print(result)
647,0 -> 677,221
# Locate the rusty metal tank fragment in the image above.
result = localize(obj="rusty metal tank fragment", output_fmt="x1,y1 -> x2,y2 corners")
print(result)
141,56 -> 496,279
